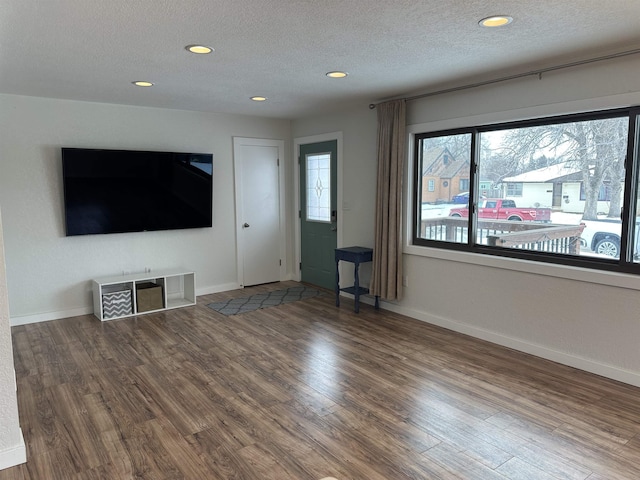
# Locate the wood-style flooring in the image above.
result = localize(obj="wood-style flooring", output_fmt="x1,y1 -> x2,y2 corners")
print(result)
3,281 -> 640,479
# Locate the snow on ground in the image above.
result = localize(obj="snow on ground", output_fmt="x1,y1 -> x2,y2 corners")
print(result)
420,203 -> 457,219
550,211 -> 583,225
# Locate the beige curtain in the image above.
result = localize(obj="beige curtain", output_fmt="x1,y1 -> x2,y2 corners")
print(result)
370,99 -> 406,301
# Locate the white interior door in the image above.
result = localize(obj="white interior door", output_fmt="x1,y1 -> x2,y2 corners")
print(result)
234,138 -> 284,287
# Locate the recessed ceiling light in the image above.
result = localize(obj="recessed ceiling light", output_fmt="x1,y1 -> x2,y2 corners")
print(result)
250,96 -> 267,102
479,16 -> 513,27
185,45 -> 214,54
326,71 -> 348,78
132,81 -> 154,87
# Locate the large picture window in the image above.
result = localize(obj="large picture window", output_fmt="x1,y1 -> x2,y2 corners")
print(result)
413,107 -> 640,273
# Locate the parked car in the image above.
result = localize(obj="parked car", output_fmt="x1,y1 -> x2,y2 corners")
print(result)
452,192 -> 471,204
451,192 -> 487,204
449,198 -> 552,222
579,218 -> 640,258
581,220 -> 621,257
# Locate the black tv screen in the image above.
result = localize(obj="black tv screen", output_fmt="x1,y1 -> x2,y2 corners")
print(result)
62,148 -> 213,236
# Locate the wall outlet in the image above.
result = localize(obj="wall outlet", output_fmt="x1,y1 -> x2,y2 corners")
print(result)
403,276 -> 409,287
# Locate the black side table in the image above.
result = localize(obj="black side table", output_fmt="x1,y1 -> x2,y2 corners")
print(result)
335,246 -> 380,313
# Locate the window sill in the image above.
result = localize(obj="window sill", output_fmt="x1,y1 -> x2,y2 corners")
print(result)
403,244 -> 640,291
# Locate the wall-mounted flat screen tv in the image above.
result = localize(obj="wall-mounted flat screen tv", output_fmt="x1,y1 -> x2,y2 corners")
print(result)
62,148 -> 213,236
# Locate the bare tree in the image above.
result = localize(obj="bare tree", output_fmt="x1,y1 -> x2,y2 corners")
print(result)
421,132 -> 472,162
603,119 -> 628,218
484,117 -> 627,220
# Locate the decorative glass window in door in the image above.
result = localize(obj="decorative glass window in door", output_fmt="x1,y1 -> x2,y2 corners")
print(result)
306,153 -> 331,222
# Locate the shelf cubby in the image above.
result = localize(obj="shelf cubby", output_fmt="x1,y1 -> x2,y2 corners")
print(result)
92,268 -> 196,321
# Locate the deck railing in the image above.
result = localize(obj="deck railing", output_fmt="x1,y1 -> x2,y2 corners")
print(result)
420,218 -> 585,254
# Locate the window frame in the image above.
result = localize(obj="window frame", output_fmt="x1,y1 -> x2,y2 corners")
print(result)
506,183 -> 523,197
411,106 -> 640,275
579,182 -> 613,201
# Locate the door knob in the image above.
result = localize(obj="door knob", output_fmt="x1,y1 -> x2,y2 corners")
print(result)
330,226 -> 337,231
243,223 -> 250,228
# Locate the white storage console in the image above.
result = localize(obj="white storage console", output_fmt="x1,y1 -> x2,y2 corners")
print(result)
92,268 -> 196,321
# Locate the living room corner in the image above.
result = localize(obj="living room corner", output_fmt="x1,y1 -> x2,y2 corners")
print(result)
0,208 -> 25,471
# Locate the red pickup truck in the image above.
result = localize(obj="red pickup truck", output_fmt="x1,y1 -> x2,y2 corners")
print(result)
449,199 -> 552,222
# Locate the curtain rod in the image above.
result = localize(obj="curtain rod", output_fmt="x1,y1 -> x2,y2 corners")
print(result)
368,48 -> 640,109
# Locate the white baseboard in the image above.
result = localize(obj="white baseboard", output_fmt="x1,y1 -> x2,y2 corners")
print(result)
0,429 -> 26,471
359,296 -> 640,388
11,306 -> 92,326
196,282 -> 240,296
11,282 -> 242,326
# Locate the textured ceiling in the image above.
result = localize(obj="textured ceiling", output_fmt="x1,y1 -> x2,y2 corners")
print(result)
2,0 -> 640,119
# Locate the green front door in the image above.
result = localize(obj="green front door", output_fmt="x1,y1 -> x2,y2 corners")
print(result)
300,140 -> 337,290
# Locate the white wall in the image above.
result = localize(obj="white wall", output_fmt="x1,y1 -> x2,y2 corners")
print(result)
293,54 -> 640,387
517,183 -> 552,208
0,209 -> 25,470
561,182 -> 622,215
0,94 -> 291,323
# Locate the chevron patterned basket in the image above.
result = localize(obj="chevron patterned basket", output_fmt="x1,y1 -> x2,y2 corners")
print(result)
102,289 -> 132,319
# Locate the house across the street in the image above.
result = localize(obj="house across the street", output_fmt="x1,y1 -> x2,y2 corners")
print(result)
502,162 -> 620,214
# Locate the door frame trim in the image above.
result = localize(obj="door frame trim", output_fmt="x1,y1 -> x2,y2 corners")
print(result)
233,137 -> 286,287
294,132 -> 343,282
